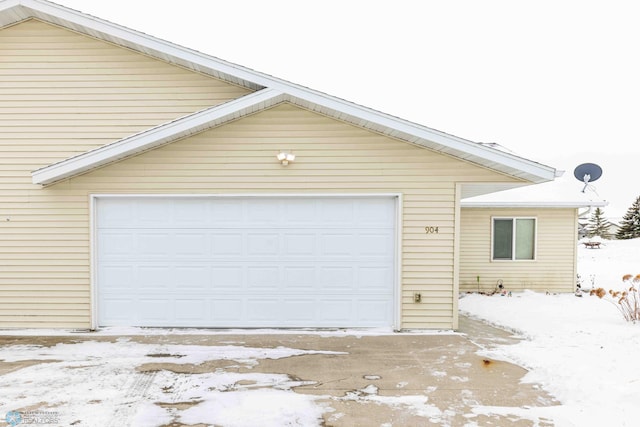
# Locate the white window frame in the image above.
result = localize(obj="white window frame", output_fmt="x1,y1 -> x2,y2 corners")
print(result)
491,216 -> 537,261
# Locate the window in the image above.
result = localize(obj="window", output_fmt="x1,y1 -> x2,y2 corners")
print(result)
492,217 -> 536,260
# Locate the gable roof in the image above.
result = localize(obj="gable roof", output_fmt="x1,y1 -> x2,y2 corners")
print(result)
1,0 -> 559,189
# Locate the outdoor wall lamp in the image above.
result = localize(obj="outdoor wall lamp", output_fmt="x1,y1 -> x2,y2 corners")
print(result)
277,152 -> 296,166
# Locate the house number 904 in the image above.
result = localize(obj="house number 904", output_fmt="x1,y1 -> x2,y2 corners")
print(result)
425,226 -> 439,234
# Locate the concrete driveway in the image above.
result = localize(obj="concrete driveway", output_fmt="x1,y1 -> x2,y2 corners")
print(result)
0,316 -> 558,427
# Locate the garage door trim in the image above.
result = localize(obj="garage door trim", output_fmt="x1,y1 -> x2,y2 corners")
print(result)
89,193 -> 402,330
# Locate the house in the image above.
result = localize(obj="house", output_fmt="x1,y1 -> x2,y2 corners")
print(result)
0,0 -> 561,330
460,177 -> 607,293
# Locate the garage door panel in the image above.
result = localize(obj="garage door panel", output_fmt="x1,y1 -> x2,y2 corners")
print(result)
210,200 -> 244,223
247,233 -> 279,255
283,199 -> 317,223
211,266 -> 243,289
97,199 -> 134,227
247,199 -> 281,223
100,265 -> 134,289
320,199 -> 355,223
359,233 -> 394,256
138,299 -> 170,322
137,199 -> 173,226
100,232 -> 135,258
283,267 -> 316,289
359,266 -> 393,289
246,299 -> 281,322
319,267 -> 354,288
247,267 -> 279,290
319,299 -> 353,322
283,299 -> 317,321
175,266 -> 210,289
357,299 -> 392,324
97,197 -> 396,327
174,233 -> 209,256
100,298 -> 132,322
212,233 -> 243,255
284,233 -> 316,256
212,299 -> 244,322
138,233 -> 171,256
321,234 -> 354,255
356,199 -> 396,224
174,199 -> 208,225
176,299 -> 206,320
138,266 -> 172,290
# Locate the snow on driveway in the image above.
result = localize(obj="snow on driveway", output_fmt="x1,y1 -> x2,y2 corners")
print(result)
0,338 -> 448,426
0,339 -> 341,426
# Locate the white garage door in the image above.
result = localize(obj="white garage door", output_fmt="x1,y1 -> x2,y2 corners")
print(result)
96,196 -> 397,328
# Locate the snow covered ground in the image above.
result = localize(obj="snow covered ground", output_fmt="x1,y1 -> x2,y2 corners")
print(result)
459,237 -> 640,427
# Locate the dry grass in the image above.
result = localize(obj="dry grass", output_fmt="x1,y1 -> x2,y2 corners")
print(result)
590,274 -> 640,322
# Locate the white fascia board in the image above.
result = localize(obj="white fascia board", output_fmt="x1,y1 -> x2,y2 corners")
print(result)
460,200 -> 609,209
0,0 -> 21,11
280,92 -> 558,183
32,88 -> 284,185
9,0 -> 269,89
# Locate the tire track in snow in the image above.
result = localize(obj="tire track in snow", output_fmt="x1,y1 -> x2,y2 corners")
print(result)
105,370 -> 158,427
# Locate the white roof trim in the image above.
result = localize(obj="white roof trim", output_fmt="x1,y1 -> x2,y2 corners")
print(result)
8,0 -> 558,185
281,94 -> 557,183
461,200 -> 609,209
32,88 -> 285,185
0,0 -> 266,90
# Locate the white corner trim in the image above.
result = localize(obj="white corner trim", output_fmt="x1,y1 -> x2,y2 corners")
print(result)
32,88 -> 284,185
394,193 -> 403,331
89,194 -> 98,330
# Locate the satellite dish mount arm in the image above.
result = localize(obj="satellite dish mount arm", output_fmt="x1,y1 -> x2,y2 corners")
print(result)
582,174 -> 591,193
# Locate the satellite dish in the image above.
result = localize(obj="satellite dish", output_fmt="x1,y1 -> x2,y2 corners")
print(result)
573,163 -> 603,193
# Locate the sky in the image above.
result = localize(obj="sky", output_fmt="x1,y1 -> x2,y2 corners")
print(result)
48,0 -> 640,217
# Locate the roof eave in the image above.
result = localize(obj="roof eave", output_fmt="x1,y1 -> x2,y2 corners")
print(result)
460,201 -> 609,209
0,0 -> 267,90
32,88 -> 285,186
282,93 -> 558,183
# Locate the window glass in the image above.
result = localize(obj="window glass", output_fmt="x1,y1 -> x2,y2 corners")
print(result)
515,218 -> 535,259
492,217 -> 535,260
493,219 -> 513,260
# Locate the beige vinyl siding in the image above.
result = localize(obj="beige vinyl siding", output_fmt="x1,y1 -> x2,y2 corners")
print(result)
0,102 -> 520,329
0,19 -> 251,328
0,19 -> 252,168
459,208 -> 578,294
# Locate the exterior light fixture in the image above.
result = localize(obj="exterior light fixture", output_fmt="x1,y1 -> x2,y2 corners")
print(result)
277,152 -> 296,166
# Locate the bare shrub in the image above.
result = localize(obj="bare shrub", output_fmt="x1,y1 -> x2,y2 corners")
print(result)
590,274 -> 640,322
